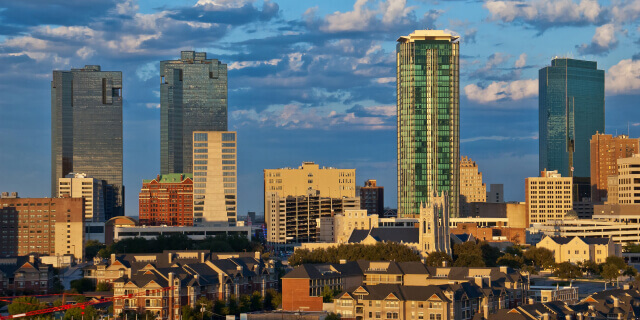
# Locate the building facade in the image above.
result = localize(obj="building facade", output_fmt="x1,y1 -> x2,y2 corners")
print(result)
539,58 -> 605,179
0,255 -> 54,295
486,184 -> 504,203
615,154 -> 640,204
0,196 -> 85,259
526,170 -> 573,225
160,51 -> 228,175
360,180 -> 384,215
139,173 -> 193,226
192,131 -> 237,225
536,235 -> 618,264
51,65 -> 124,219
397,30 -> 460,217
264,161 -> 355,201
58,173 -> 105,222
460,156 -> 486,216
590,133 -> 639,202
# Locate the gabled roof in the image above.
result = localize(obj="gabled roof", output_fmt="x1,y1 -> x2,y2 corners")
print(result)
283,261 -> 363,279
348,227 -> 419,244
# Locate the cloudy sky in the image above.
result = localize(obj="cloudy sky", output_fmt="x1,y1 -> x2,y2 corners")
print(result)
1,0 -> 639,217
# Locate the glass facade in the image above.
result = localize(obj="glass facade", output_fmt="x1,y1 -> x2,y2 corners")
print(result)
397,31 -> 460,217
161,51 -> 228,175
539,58 -> 604,178
51,65 -> 124,220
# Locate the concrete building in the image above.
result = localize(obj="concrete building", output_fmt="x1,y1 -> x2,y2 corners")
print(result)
58,173 -> 105,222
486,184 -> 504,203
51,65 -> 124,219
460,156 -> 486,216
530,218 -> 640,245
0,195 -> 85,259
606,175 -> 619,204
193,131 -> 237,225
161,51 -> 227,175
139,173 -> 193,226
535,235 -> 619,264
333,210 -> 378,243
590,133 -> 639,202
113,224 -> 251,242
526,170 -> 573,225
397,30 -> 460,217
264,161 -> 355,201
359,179 -> 384,215
466,202 -> 528,229
615,154 -> 640,204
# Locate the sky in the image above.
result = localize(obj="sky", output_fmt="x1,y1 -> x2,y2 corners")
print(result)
1,0 -> 640,218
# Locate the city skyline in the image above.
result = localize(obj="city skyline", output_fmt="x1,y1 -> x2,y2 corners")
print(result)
1,0 -> 640,216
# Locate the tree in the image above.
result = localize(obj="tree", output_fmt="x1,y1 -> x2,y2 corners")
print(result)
326,312 -> 342,320
624,243 -> 640,253
524,247 -> 556,270
623,265 -> 638,277
250,291 -> 262,312
553,262 -> 583,280
497,253 -> 524,269
580,260 -> 601,276
504,246 -> 524,257
425,251 -> 453,267
601,263 -> 620,284
85,240 -> 105,261
480,242 -> 503,267
63,305 -> 98,320
70,278 -> 95,293
453,242 -> 485,267
321,286 -> 340,303
96,281 -> 112,292
8,297 -> 50,320
288,243 -> 421,266
223,295 -> 238,316
605,256 -> 627,270
264,289 -> 278,311
181,306 -> 196,320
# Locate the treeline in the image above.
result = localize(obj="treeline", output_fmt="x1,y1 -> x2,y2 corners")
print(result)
182,290 -> 280,319
85,233 -> 263,260
288,242 -> 421,266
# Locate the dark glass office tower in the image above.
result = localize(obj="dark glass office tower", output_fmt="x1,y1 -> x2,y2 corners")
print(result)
160,51 -> 228,175
539,58 -> 605,181
51,65 -> 124,220
397,30 -> 460,217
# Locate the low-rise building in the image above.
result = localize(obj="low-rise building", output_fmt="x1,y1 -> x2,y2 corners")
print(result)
113,224 -> 251,241
528,219 -> 640,246
535,235 -> 620,264
527,286 -> 579,304
0,255 -> 53,295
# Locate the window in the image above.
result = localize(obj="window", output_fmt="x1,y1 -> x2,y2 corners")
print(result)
194,133 -> 208,142
222,133 -> 235,141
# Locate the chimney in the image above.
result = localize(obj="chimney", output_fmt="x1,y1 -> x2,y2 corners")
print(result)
542,313 -> 549,320
255,251 -> 261,260
483,304 -> 489,319
28,255 -> 35,264
237,265 -> 243,271
566,315 -> 572,320
200,252 -> 206,263
168,253 -> 173,264
499,266 -> 508,274
111,253 -> 116,263
624,284 -> 631,290
340,259 -> 347,264
528,298 -> 535,305
475,276 -> 485,288
442,260 -> 448,267
613,297 -> 619,308
180,174 -> 184,181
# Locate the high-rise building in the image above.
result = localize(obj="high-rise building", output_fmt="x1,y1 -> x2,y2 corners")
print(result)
51,65 -> 124,219
590,133 -> 639,202
486,184 -> 504,203
459,156 -> 486,216
397,30 -> 460,217
359,179 -> 384,215
139,173 -> 193,226
58,173 -> 105,222
539,58 -> 605,179
161,51 -> 228,175
192,131 -> 237,225
526,170 -> 573,225
0,194 -> 85,259
615,154 -> 640,204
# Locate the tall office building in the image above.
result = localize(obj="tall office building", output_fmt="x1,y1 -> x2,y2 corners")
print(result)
459,156 -> 486,216
397,30 -> 460,217
192,131 -> 237,225
161,51 -> 228,175
58,173 -> 105,222
590,133 -> 639,202
51,65 -> 124,219
614,154 -> 640,204
525,170 -> 573,225
539,58 -> 605,180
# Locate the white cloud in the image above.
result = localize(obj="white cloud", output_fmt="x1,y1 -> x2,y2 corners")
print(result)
115,0 -> 140,15
136,62 -> 158,81
461,134 -> 538,143
76,46 -> 95,59
515,53 -> 527,68
228,59 -> 281,70
611,0 -> 640,23
4,37 -> 48,50
145,103 -> 161,109
321,0 -> 417,32
464,79 -> 538,104
196,0 -> 252,8
38,26 -> 95,39
288,53 -> 304,72
606,59 -> 640,94
484,0 -> 602,27
577,23 -> 618,54
374,77 -> 395,84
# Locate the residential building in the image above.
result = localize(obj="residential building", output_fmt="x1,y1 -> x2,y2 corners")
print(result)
486,184 -> 504,203
397,30 -> 460,217
113,224 -> 251,242
536,235 -> 619,264
615,154 -> 640,204
526,170 -> 573,225
58,173 -> 105,222
527,286 -> 579,304
0,195 -> 85,259
139,173 -> 193,226
160,51 -> 228,175
266,189 -> 359,247
192,131 -> 237,225
51,65 -> 124,219
590,133 -> 639,202
0,255 -> 54,295
360,180 -> 384,215
460,156 -> 486,216
539,58 -> 605,180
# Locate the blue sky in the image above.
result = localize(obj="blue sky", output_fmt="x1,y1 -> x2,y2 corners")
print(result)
1,0 -> 639,217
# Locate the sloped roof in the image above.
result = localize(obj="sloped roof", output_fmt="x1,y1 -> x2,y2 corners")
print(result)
348,227 -> 419,244
283,261 -> 363,279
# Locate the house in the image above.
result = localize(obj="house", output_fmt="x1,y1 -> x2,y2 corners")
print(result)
0,255 -> 53,295
536,236 -> 621,264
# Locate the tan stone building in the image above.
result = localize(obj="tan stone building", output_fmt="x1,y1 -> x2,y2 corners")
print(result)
590,133 -> 639,202
466,202 -> 528,229
334,209 -> 379,243
0,196 -> 85,259
460,156 -> 486,216
58,172 -> 105,222
526,170 -> 573,225
615,154 -> 640,204
192,131 -> 237,225
536,235 -> 618,264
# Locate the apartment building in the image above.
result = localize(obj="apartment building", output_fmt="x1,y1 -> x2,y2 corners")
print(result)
139,173 -> 193,226
360,180 -> 384,215
536,235 -> 619,264
0,255 -> 53,295
526,170 -> 573,225
58,172 -> 105,222
615,154 -> 640,204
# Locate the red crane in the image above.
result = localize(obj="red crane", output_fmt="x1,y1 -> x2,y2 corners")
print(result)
0,287 -> 174,320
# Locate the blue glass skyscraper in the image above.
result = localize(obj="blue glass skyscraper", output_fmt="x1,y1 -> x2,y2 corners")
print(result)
539,58 -> 604,180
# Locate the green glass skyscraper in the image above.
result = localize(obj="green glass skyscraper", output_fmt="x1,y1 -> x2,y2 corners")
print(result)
161,51 -> 228,175
397,30 -> 460,217
539,58 -> 604,180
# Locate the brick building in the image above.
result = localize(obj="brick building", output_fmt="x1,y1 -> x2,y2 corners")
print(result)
359,180 -> 384,215
139,174 -> 193,226
0,255 -> 54,295
450,223 -> 526,245
590,133 -> 639,203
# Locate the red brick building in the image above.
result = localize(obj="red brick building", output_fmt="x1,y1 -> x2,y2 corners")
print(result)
450,223 -> 526,244
139,174 -> 193,226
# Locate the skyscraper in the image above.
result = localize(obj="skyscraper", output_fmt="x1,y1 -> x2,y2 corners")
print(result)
397,30 -> 460,217
459,156 -> 486,216
590,133 -> 639,202
161,51 -> 228,175
539,58 -> 605,179
51,65 -> 124,219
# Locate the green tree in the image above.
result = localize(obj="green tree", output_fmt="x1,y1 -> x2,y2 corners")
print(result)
250,291 -> 262,311
264,289 -> 278,311
96,281 -> 112,292
326,312 -> 342,320
181,306 -> 196,320
480,242 -> 503,267
605,256 -> 627,270
8,297 -> 49,320
553,262 -> 583,280
213,300 -> 226,315
70,278 -> 95,293
85,240 -> 105,260
524,247 -> 556,270
321,286 -> 340,303
63,305 -> 98,320
504,245 -> 524,257
580,260 -> 601,276
239,295 -> 251,313
623,265 -> 637,277
496,253 -> 524,269
624,243 -> 640,253
288,243 -> 420,266
425,251 -> 453,267
601,263 -> 621,283
223,295 -> 238,316
453,242 -> 485,267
